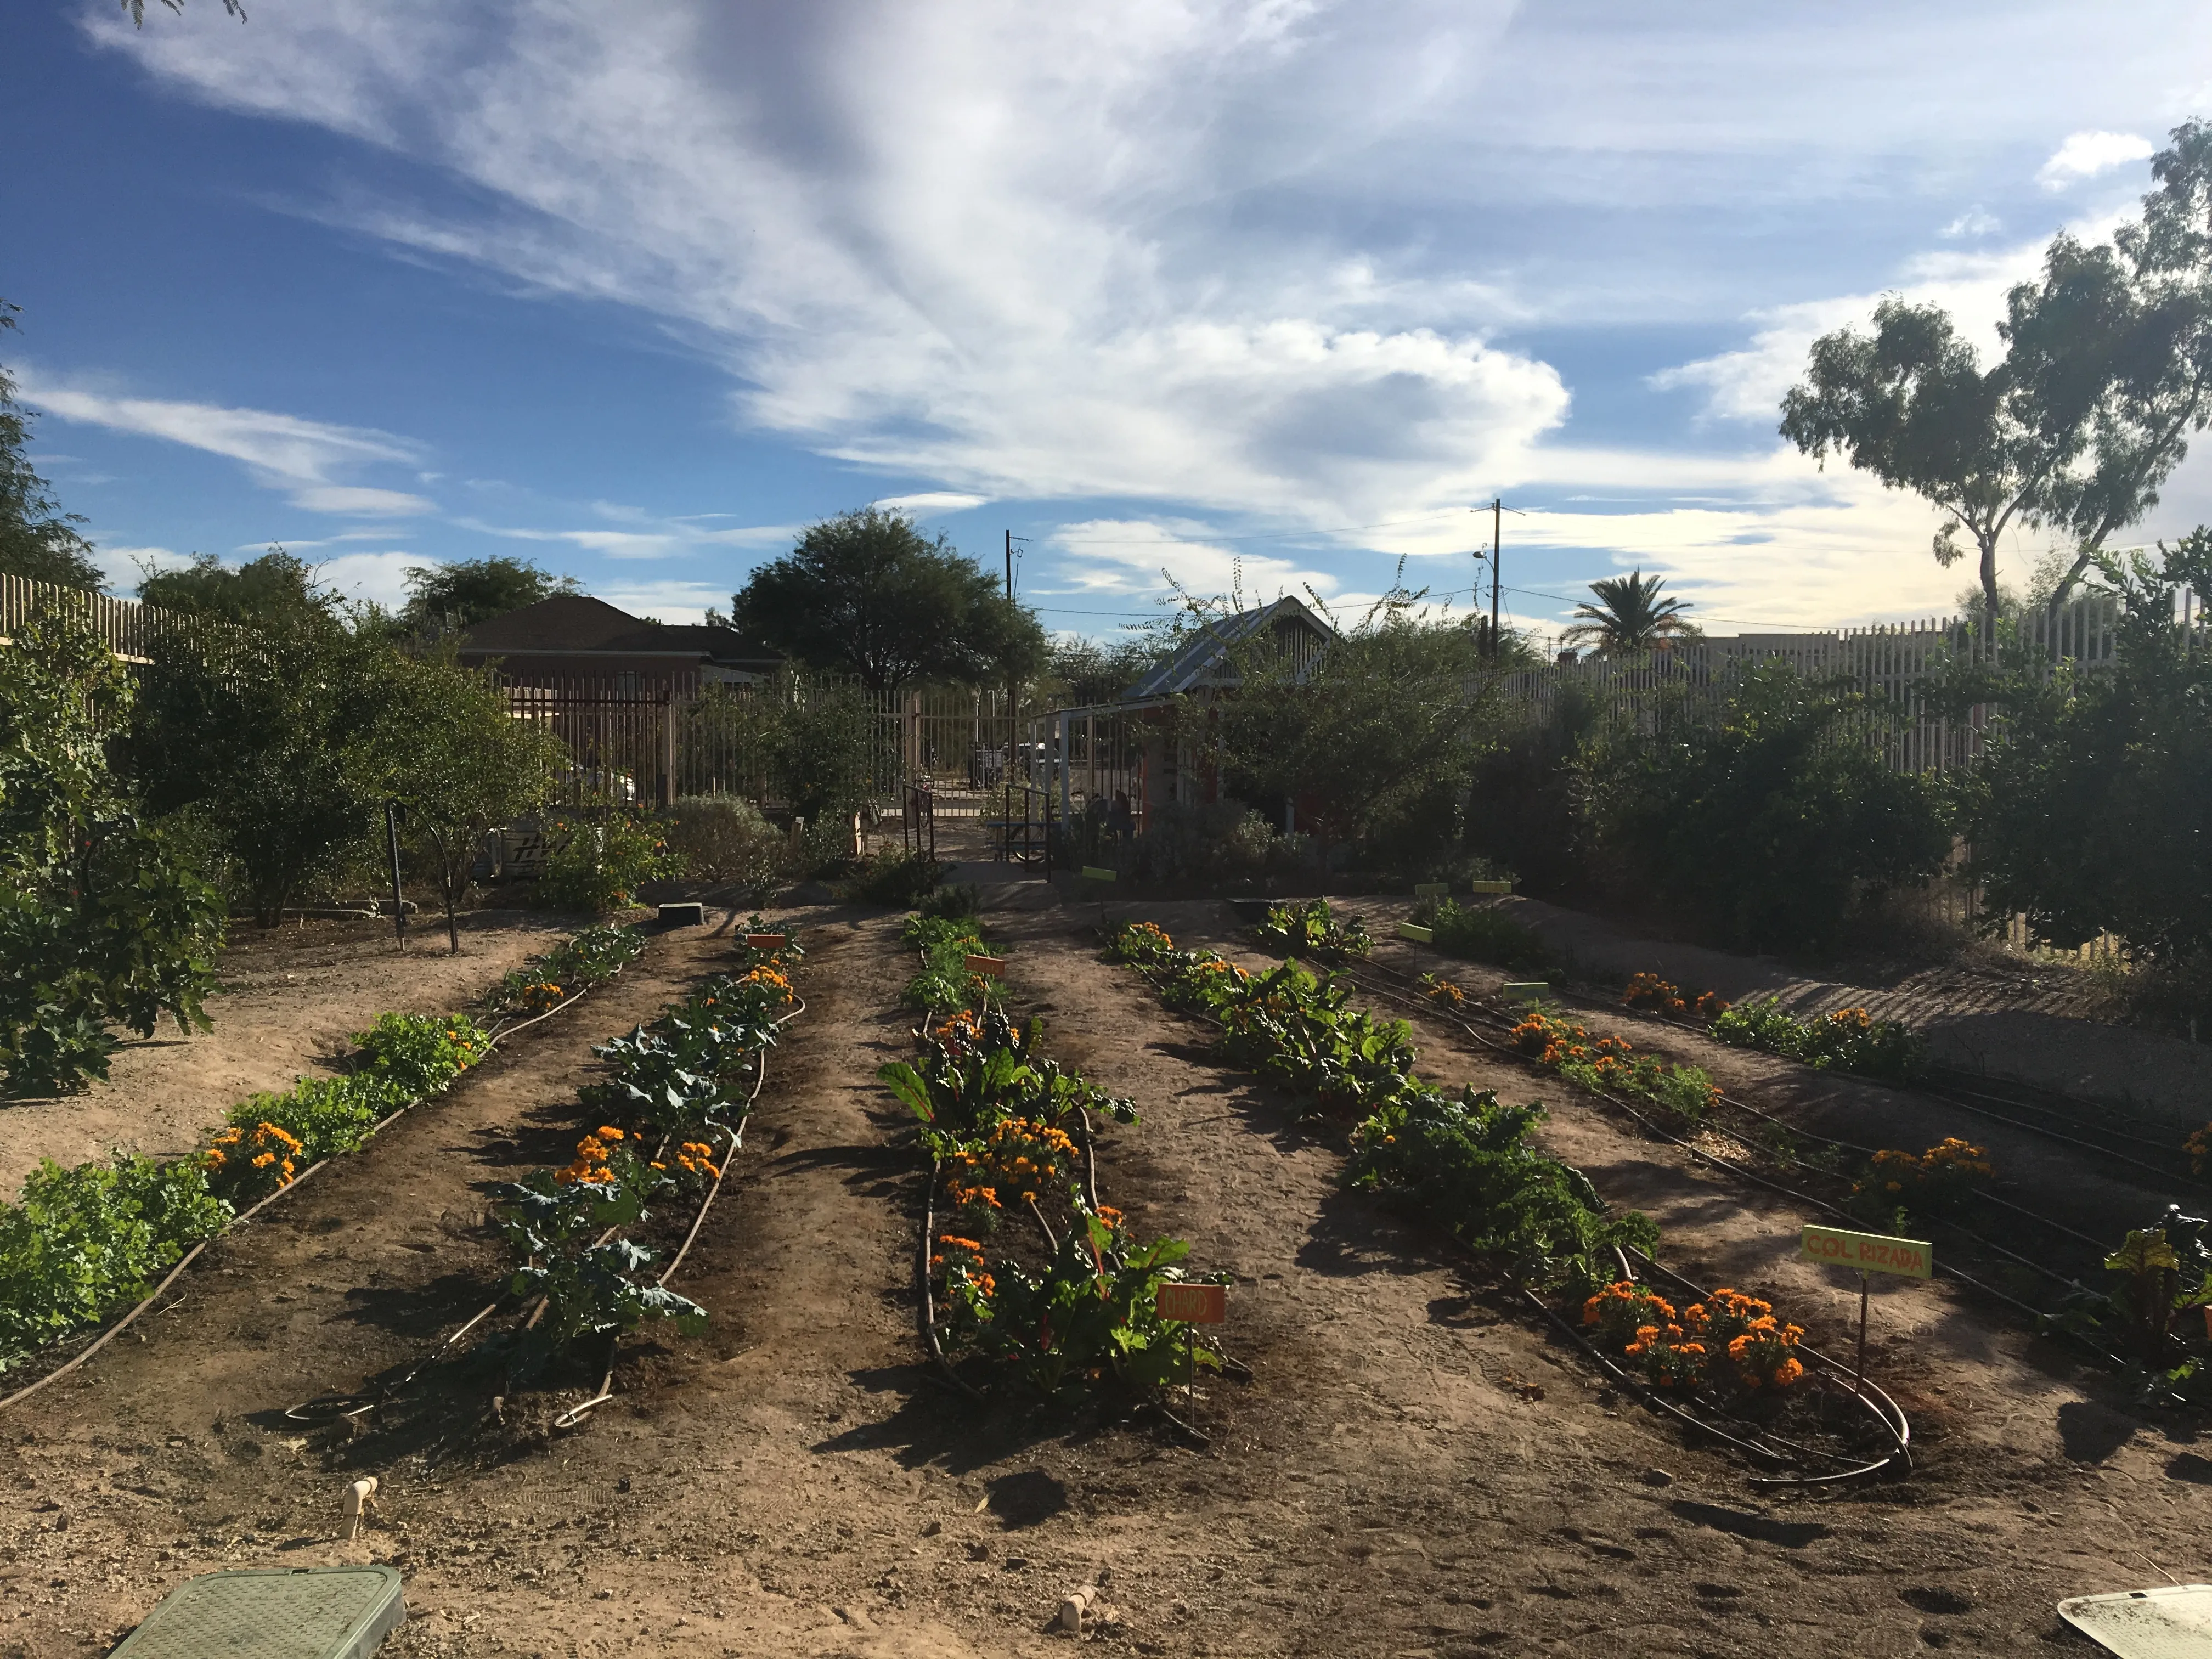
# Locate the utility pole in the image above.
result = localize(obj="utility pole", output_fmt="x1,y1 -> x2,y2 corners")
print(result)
1489,496 -> 1502,661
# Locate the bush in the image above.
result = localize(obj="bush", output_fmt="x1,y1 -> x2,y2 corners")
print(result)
847,849 -> 946,907
1347,1088 -> 1656,1295
0,606 -> 224,1094
1578,661 -> 1950,953
353,1011 -> 489,1097
898,913 -> 998,1014
1253,898 -> 1370,958
1413,898 -> 1550,972
663,796 -> 788,904
224,1076 -> 391,1166
538,814 -> 678,913
1709,997 -> 1925,1081
0,1154 -> 230,1364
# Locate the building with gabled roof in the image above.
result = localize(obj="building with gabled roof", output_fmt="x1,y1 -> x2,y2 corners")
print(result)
454,594 -> 782,691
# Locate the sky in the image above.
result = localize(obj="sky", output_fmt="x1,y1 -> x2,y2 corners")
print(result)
5,1 -> 2212,644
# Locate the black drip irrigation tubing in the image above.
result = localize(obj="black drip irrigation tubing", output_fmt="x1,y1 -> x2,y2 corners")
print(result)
0,964 -> 628,1422
1129,952 -> 1904,1480
1330,957 -> 2130,1370
1523,967 -> 2203,1190
1351,958 -> 2121,1275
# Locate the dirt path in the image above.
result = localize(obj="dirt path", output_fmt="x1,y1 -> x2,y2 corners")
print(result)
0,911 -> 575,1193
5,900 -> 2209,1657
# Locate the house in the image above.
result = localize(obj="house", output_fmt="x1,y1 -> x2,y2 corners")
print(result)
1037,595 -> 1335,830
454,594 -> 782,692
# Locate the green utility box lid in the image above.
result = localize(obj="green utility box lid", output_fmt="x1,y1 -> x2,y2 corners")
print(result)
113,1567 -> 405,1659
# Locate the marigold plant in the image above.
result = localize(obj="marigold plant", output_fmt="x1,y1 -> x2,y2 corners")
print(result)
1422,974 -> 1469,1009
1726,1315 -> 1806,1390
202,1120 -> 304,1201
1626,1321 -> 1709,1390
1582,1279 -> 1675,1350
1853,1137 -> 1991,1217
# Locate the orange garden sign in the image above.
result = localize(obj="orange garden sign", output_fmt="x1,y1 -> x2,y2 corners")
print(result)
1155,1282 -> 1227,1323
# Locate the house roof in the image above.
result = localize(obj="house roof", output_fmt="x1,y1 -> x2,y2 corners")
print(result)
456,594 -> 782,669
1121,594 -> 1333,699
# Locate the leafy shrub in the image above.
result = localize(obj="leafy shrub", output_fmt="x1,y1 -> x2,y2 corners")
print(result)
353,1012 -> 489,1098
1578,661 -> 1951,952
1710,997 -> 1925,1081
538,814 -> 678,913
1509,1009 -> 1719,1124
935,1196 -> 1219,1401
584,961 -> 794,1138
916,883 -> 980,922
899,913 -> 998,1014
0,606 -> 224,1095
879,1006 -> 1135,1158
1412,898 -> 1549,972
494,1131 -> 706,1353
0,1154 -> 230,1365
223,1076 -> 390,1167
1122,799 -> 1302,888
663,796 -> 788,904
1254,898 -> 1371,959
1347,1089 -> 1656,1295
847,850 -> 947,907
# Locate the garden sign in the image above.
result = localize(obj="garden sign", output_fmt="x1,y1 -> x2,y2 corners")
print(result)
1801,1222 -> 1931,1397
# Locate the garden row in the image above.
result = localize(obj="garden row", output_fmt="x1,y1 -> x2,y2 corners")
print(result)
878,907 -> 1227,1408
1105,919 -> 1895,1468
484,923 -> 803,1393
0,924 -> 644,1378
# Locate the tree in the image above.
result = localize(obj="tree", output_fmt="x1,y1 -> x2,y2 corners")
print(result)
732,508 -> 1045,691
1957,532 -> 2212,973
1782,122 -> 2212,633
129,599 -> 395,926
1207,590 -> 1492,872
1043,634 -> 1163,707
363,657 -> 565,953
0,306 -> 103,591
1578,662 -> 1951,953
137,547 -> 329,628
0,607 -> 223,1094
1561,571 -> 1696,656
402,556 -> 580,631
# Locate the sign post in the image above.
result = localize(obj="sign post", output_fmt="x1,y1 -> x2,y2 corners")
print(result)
1155,1282 -> 1228,1419
1800,1223 -> 1931,1396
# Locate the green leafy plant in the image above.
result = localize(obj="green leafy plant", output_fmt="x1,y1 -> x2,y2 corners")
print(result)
662,796 -> 788,905
879,1006 -> 1136,1160
1347,1088 -> 1657,1295
0,605 -> 224,1094
1507,1008 -> 1719,1125
934,1192 -> 1221,1402
352,1011 -> 490,1098
1254,898 -> 1372,960
493,1130 -> 706,1354
899,912 -> 1000,1014
847,849 -> 947,908
0,1154 -> 230,1365
1710,997 -> 1926,1081
1412,898 -> 1550,972
538,814 -> 679,913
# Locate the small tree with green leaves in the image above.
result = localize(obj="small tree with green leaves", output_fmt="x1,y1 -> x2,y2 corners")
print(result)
0,607 -> 223,1093
401,556 -> 579,633
364,656 -> 566,952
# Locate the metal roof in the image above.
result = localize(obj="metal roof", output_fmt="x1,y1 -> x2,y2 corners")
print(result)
1119,595 -> 1334,699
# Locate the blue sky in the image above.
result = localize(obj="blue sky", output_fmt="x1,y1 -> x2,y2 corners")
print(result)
7,1 -> 2211,641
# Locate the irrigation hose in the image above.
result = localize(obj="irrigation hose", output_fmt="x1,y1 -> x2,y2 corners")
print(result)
1334,958 -> 2129,1365
0,969 -> 631,1423
554,994 -> 805,1430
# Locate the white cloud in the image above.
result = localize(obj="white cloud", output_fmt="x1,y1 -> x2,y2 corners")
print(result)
94,543 -> 196,591
1045,518 -> 1343,605
313,550 -> 419,607
289,484 -> 437,515
1940,207 -> 2000,239
874,492 -> 991,516
15,369 -> 439,517
2037,129 -> 2155,190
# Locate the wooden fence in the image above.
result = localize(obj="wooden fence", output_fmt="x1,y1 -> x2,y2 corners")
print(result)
0,572 -> 222,663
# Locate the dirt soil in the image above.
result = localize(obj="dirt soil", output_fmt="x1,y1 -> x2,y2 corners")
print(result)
1459,893 -> 2212,1129
1,898 -> 2205,1657
0,911 -> 576,1195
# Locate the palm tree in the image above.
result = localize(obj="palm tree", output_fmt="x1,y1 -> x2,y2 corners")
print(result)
1561,570 -> 1697,655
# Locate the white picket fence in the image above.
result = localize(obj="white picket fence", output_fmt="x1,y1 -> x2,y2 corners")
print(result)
1497,596 -> 2128,775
